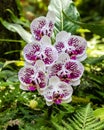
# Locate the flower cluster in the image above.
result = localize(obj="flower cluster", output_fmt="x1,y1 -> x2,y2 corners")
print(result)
18,11 -> 87,106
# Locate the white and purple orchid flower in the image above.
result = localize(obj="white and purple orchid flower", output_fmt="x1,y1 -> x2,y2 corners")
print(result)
18,60 -> 48,93
43,76 -> 73,106
30,11 -> 55,41
18,12 -> 87,106
55,31 -> 87,61
23,36 -> 58,66
48,53 -> 84,86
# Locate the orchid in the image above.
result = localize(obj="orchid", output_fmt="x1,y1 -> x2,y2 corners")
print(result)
43,76 -> 73,106
55,31 -> 87,61
18,65 -> 37,91
18,10 -> 87,106
23,36 -> 58,66
18,60 -> 47,93
30,11 -> 55,41
48,53 -> 84,86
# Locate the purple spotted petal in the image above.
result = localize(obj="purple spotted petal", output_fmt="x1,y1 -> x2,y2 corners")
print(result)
30,14 -> 54,41
49,58 -> 84,85
18,66 -> 34,85
41,46 -> 58,66
65,60 -> 84,81
48,63 -> 63,77
55,31 -> 71,53
55,42 -> 65,53
67,36 -> 87,61
43,76 -> 73,106
23,42 -> 41,64
36,71 -> 47,90
18,66 -> 37,91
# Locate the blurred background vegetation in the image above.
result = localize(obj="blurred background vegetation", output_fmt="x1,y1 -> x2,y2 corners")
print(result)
0,0 -> 104,129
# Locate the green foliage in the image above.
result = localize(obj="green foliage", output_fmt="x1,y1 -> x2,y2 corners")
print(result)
52,104 -> 104,130
48,0 -> 80,33
94,107 -> 104,121
63,11 -> 104,37
0,17 -> 32,43
84,55 -> 104,65
0,0 -> 104,129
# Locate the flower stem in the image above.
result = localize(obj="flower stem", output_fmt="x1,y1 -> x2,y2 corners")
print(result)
47,105 -> 53,119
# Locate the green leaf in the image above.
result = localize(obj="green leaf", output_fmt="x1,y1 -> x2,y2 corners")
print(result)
63,11 -> 104,37
68,103 -> 104,130
0,18 -> 32,43
94,108 -> 104,121
48,0 -> 80,33
84,55 -> 104,65
6,9 -> 30,28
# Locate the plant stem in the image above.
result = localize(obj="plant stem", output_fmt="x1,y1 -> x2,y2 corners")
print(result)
47,105 -> 53,119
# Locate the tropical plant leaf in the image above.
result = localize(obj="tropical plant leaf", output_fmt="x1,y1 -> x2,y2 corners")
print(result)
6,9 -> 30,28
63,11 -> 104,37
94,108 -> 104,121
68,103 -> 104,130
48,0 -> 80,33
52,104 -> 104,130
0,18 -> 32,43
84,55 -> 104,65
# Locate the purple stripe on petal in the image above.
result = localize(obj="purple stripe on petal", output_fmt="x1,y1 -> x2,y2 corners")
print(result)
67,36 -> 87,59
55,42 -> 65,53
49,63 -> 62,76
41,46 -> 58,65
36,71 -> 47,89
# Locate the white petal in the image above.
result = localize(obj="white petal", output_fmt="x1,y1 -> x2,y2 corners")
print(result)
57,52 -> 70,63
34,60 -> 45,72
71,79 -> 80,86
56,31 -> 71,43
41,35 -> 51,46
59,83 -> 73,100
62,97 -> 72,103
46,11 -> 56,23
49,76 -> 60,86
77,53 -> 87,61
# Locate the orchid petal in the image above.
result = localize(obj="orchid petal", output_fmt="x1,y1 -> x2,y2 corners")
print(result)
23,42 -> 41,64
34,60 -> 46,72
41,45 -> 58,66
68,35 -> 87,61
57,52 -> 70,63
65,60 -> 84,81
43,76 -> 73,105
18,66 -> 35,86
41,35 -> 51,46
56,31 -> 71,43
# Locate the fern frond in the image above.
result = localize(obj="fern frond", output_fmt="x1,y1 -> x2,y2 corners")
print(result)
67,103 -> 104,130
62,120 -> 73,130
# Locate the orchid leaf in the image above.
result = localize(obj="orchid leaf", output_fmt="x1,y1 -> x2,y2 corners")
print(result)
48,0 -> 80,33
0,17 -> 32,43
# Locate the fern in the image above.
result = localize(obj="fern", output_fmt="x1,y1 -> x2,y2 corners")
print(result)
52,104 -> 104,130
67,104 -> 104,130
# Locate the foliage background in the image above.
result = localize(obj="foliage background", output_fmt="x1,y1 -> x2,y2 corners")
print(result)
0,0 -> 104,129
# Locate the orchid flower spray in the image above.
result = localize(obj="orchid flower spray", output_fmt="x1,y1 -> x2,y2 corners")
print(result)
18,11 -> 87,106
